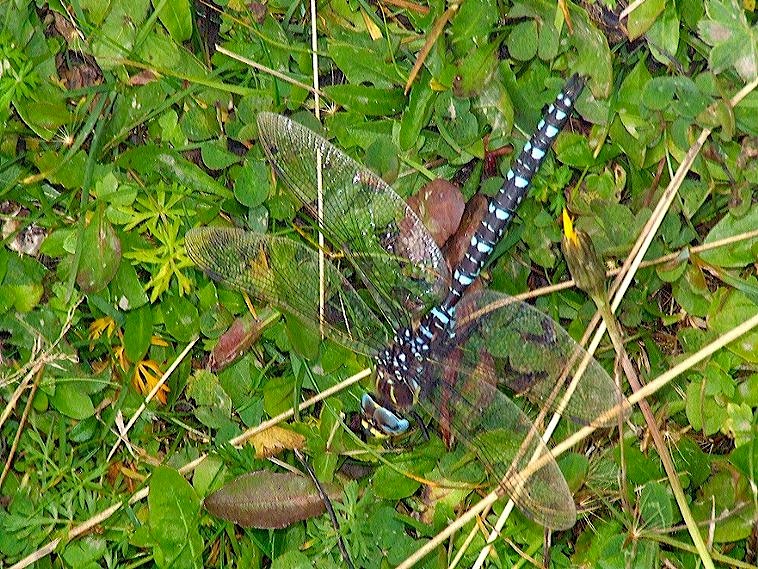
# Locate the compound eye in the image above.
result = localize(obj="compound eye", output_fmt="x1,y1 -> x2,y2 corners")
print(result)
373,407 -> 410,435
360,393 -> 409,436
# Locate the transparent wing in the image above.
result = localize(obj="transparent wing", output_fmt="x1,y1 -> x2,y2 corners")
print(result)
454,290 -> 630,427
185,227 -> 391,356
256,112 -> 449,330
418,352 -> 577,529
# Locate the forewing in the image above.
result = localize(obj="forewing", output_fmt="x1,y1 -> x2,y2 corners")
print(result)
256,113 -> 449,329
455,290 -> 630,427
418,353 -> 577,529
185,227 -> 390,356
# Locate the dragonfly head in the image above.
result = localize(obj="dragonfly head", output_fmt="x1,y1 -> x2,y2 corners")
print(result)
360,393 -> 409,437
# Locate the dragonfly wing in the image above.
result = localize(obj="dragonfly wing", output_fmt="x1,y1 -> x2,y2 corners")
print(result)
418,357 -> 577,529
454,289 -> 630,427
185,227 -> 390,356
256,113 -> 449,328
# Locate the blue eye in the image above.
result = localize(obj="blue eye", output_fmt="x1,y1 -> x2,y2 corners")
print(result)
360,393 -> 409,435
373,407 -> 409,435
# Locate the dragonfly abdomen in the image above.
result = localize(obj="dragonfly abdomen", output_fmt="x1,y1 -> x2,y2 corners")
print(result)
444,75 -> 585,310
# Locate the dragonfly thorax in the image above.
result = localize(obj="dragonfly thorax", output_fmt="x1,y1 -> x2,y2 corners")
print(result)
360,306 -> 457,437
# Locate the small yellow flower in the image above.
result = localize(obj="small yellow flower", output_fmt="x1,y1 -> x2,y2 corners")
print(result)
89,316 -> 117,341
561,210 -> 607,302
133,359 -> 170,405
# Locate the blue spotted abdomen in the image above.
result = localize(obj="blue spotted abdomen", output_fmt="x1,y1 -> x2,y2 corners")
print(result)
444,75 -> 585,309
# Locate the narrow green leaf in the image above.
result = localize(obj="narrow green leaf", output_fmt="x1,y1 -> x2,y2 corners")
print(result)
153,0 -> 193,42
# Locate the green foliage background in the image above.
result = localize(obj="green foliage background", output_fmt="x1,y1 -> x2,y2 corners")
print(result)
1,0 -> 757,567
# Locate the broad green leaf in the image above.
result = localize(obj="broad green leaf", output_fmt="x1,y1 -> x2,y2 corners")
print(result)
449,0 -> 498,53
124,304 -> 153,362
186,369 -> 233,429
149,150 -> 233,199
558,453 -> 590,492
724,403 -> 753,447
729,435 -> 758,478
474,78 -> 514,137
263,374 -> 295,417
454,41 -> 500,97
700,209 -> 758,268
691,468 -> 755,542
686,378 -> 725,435
626,0 -> 665,40
233,158 -> 269,208
49,382 -> 95,420
162,294 -> 199,342
672,265 -> 711,317
506,20 -> 538,62
13,85 -> 70,141
111,261 -> 149,311
270,551 -> 312,569
708,291 -> 758,363
647,3 -> 680,66
200,141 -> 241,170
285,314 -> 320,359
569,8 -> 613,97
698,0 -> 758,81
328,42 -> 402,88
673,437 -> 711,487
76,208 -> 122,293
640,481 -> 674,528
61,536 -> 107,568
149,466 -> 202,569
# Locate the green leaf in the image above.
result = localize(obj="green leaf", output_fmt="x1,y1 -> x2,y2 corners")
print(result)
76,207 -> 122,293
200,141 -> 241,170
323,85 -> 406,116
400,75 -> 436,150
162,294 -> 199,342
700,209 -> 758,268
49,382 -> 95,420
450,0 -> 498,52
454,41 -> 499,97
186,369 -> 233,429
639,481 -> 674,528
153,0 -> 193,43
328,41 -> 402,88
13,84 -> 70,141
626,0 -> 665,40
691,468 -> 755,542
708,291 -> 758,363
148,466 -> 202,569
285,314 -> 320,360
234,158 -> 269,208
270,551 -> 312,569
1,283 -> 44,312
111,261 -> 149,311
569,9 -> 613,97
140,149 -> 233,199
646,3 -> 680,66
124,304 -> 153,362
686,378 -> 725,435
698,0 -> 758,81
506,20 -> 538,62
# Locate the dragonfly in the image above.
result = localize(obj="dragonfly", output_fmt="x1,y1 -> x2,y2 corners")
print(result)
186,74 -> 628,530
